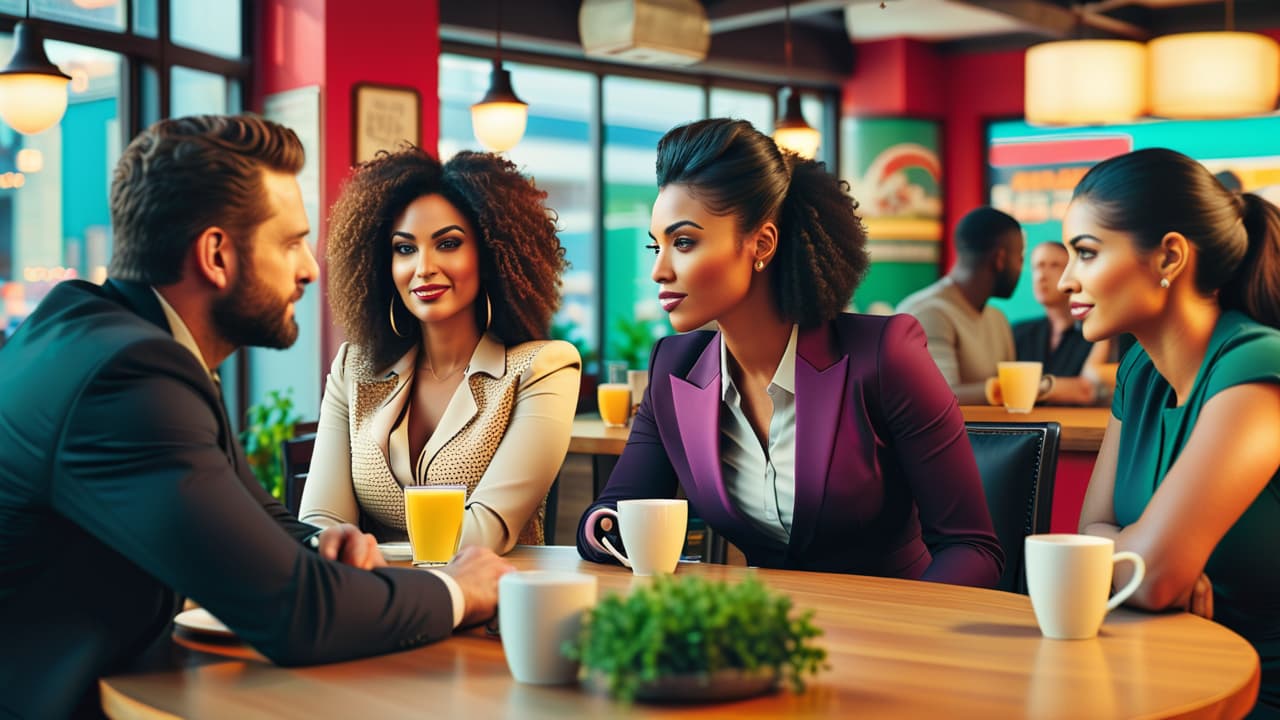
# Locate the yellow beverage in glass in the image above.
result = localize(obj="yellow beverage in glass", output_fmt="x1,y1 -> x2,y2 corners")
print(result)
597,384 -> 632,427
404,485 -> 466,567
997,361 -> 1043,414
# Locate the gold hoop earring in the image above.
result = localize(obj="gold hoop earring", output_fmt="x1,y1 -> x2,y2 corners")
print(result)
484,291 -> 493,332
389,297 -> 405,338
1160,277 -> 1170,289
754,260 -> 765,271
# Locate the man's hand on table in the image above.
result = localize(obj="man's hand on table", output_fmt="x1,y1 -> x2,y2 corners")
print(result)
437,546 -> 516,628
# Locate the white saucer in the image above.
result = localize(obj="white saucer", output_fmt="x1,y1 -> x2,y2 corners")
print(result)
379,541 -> 412,562
174,608 -> 234,638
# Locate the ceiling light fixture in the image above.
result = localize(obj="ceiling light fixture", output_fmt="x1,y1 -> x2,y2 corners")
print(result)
470,0 -> 528,153
0,3 -> 71,135
773,0 -> 820,159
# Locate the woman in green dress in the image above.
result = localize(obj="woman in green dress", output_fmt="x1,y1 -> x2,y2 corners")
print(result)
1061,148 -> 1280,716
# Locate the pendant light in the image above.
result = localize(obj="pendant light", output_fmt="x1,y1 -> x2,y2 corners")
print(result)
0,5 -> 71,135
773,0 -> 820,159
1148,0 -> 1279,119
470,0 -> 527,153
1024,6 -> 1146,126
1025,39 -> 1147,125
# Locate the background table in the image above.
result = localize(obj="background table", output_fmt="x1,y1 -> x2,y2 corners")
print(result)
101,546 -> 1259,719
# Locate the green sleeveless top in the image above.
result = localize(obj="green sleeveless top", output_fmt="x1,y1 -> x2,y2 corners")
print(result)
1112,310 -> 1280,713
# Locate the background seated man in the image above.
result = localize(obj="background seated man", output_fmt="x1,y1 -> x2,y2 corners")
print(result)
897,206 -> 1023,405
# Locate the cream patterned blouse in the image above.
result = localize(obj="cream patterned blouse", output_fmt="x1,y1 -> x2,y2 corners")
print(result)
299,334 -> 581,552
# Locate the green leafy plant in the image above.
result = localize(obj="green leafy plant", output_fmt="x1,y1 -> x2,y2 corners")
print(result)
564,574 -> 827,702
239,388 -> 301,500
606,315 -> 664,370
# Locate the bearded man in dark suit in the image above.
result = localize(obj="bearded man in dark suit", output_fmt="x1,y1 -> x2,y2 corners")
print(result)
0,115 -> 511,719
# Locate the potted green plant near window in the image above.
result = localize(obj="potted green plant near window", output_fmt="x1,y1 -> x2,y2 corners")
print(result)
240,388 -> 300,501
565,574 -> 827,703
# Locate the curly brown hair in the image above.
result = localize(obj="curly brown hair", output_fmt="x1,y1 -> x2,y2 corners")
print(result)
326,147 -> 566,371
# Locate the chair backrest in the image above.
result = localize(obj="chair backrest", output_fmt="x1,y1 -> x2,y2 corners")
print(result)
966,421 -> 1061,594
281,432 -> 317,515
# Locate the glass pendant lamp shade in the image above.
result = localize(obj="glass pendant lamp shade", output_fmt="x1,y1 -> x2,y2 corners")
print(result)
470,61 -> 528,153
1149,32 -> 1279,118
1025,40 -> 1147,125
774,89 -> 820,159
0,22 -> 71,135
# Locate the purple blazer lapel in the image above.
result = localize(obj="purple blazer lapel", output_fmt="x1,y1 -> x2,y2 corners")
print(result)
790,322 -> 848,552
670,334 -> 742,523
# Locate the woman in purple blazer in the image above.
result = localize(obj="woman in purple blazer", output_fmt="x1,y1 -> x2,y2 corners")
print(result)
576,119 -> 1003,586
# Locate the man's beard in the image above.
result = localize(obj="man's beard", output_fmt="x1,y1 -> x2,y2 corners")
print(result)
994,269 -> 1020,299
211,262 -> 299,350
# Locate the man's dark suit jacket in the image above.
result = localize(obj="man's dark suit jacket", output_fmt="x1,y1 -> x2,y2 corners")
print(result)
0,280 -> 453,718
578,313 -> 1003,586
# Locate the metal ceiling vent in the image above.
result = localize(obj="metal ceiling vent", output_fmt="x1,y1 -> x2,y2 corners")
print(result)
579,0 -> 710,66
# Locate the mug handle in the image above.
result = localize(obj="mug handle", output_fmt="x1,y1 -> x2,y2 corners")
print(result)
587,507 -> 631,569
1106,551 -> 1145,610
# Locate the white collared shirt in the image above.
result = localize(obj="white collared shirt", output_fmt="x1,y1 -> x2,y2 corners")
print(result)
718,325 -> 798,546
151,288 -> 218,383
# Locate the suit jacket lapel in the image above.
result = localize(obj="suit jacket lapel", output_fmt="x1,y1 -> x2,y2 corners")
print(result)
790,321 -> 847,553
417,334 -> 504,480
671,333 -> 744,523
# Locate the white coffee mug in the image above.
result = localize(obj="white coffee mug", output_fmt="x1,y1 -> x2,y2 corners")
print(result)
597,499 -> 688,576
1025,534 -> 1145,640
498,571 -> 598,684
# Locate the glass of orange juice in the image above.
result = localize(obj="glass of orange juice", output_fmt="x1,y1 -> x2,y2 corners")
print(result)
404,485 -> 466,567
598,361 -> 631,428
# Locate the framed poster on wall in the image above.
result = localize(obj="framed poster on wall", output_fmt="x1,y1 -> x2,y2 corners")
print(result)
352,83 -> 421,163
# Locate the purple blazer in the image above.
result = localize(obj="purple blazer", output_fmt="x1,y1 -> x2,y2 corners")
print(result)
577,313 -> 1004,587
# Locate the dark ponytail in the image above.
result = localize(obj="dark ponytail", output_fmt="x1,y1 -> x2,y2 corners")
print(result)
655,118 -> 868,328
773,154 -> 869,327
1227,193 -> 1280,329
1073,148 -> 1280,329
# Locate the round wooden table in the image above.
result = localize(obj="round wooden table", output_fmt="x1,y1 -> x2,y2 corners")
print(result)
101,546 -> 1260,719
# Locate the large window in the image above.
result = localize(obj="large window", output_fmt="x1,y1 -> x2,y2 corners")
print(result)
439,51 -> 836,372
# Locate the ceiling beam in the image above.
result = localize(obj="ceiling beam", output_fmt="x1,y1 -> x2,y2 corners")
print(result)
953,0 -> 1151,40
705,0 -> 851,34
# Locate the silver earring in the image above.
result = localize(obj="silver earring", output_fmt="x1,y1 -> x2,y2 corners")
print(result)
1160,277 -> 1170,289
389,297 -> 405,338
754,260 -> 765,271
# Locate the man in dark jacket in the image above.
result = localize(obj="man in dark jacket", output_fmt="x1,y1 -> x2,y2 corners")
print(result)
0,115 -> 511,719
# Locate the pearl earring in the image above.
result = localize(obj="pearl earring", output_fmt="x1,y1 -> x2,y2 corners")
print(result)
1160,277 -> 1170,289
754,260 -> 765,271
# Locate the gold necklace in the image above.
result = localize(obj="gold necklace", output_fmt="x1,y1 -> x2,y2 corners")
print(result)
421,357 -> 465,381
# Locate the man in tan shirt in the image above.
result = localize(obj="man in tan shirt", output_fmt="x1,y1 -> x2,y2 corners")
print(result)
897,206 -> 1024,405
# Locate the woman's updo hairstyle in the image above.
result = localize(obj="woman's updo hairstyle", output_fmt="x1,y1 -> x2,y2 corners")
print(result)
655,118 -> 869,328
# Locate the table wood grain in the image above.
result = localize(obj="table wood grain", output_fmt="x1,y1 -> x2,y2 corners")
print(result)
101,546 -> 1258,719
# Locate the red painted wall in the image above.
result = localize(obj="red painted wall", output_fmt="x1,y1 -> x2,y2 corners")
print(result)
939,49 -> 1025,273
843,38 -> 944,118
255,0 -> 440,362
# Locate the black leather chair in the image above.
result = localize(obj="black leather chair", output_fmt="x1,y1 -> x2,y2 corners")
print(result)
966,421 -> 1061,594
281,432 -> 317,516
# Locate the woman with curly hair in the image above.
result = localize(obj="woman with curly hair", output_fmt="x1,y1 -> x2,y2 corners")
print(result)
577,119 -> 1003,586
300,148 -> 580,553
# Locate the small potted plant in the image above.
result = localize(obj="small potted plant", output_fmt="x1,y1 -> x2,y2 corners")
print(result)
564,574 -> 827,703
240,388 -> 301,500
